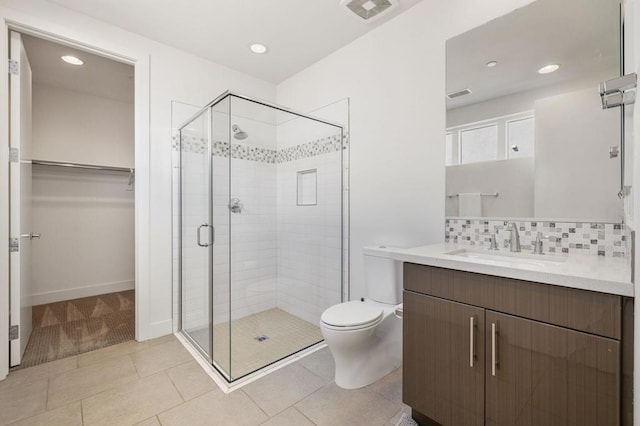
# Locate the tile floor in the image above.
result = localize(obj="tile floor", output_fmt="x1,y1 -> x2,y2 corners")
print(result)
188,308 -> 323,379
0,334 -> 407,426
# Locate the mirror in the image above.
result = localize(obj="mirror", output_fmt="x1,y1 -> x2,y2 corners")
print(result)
445,0 -> 623,222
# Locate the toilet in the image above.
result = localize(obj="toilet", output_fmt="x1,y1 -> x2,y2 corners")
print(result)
320,246 -> 403,389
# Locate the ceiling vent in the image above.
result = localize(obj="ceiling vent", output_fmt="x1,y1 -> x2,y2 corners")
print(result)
340,0 -> 398,23
447,88 -> 473,100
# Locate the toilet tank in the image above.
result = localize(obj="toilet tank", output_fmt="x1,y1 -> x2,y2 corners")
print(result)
363,246 -> 402,304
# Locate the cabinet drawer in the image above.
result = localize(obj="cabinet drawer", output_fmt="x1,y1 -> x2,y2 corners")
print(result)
404,263 -> 622,339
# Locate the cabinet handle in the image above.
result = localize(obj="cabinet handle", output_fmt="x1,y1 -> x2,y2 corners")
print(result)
491,322 -> 498,376
469,316 -> 475,368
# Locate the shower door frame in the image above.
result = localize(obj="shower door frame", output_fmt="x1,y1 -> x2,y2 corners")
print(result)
178,90 -> 348,383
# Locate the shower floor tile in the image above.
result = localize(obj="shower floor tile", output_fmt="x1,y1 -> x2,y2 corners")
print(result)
189,308 -> 323,379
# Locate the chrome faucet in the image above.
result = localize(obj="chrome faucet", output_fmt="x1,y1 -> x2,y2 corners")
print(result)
505,222 -> 521,252
532,232 -> 550,255
488,227 -> 499,251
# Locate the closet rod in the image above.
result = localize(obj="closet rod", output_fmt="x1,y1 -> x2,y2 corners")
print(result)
447,192 -> 499,198
32,160 -> 134,173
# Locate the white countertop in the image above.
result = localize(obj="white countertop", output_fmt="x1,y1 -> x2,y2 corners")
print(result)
389,243 -> 634,297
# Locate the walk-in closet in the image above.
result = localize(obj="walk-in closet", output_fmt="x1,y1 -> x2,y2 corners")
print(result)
9,32 -> 135,368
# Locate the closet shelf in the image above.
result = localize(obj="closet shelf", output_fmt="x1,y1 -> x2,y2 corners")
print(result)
32,159 -> 134,173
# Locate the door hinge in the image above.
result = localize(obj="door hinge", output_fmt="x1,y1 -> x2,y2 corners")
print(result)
8,59 -> 19,76
9,238 -> 18,252
9,148 -> 19,163
9,325 -> 18,340
600,73 -> 637,109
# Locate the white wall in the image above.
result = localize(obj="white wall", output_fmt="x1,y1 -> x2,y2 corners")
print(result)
277,0 -> 535,299
0,0 -> 277,362
32,83 -> 134,167
31,166 -> 135,304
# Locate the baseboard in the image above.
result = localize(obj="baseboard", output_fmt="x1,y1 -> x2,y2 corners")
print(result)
143,319 -> 173,341
30,280 -> 135,306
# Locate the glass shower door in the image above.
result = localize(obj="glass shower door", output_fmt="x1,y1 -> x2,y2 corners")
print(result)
180,97 -> 232,380
180,110 -> 213,358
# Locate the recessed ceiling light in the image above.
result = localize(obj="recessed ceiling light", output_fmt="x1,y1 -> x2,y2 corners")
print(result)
362,0 -> 377,11
249,43 -> 268,54
538,64 -> 560,74
486,60 -> 498,68
61,55 -> 84,66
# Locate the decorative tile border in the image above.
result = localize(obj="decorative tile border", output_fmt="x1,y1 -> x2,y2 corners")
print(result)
277,135 -> 343,163
445,218 -> 626,257
175,134 -> 345,164
177,135 -> 206,154
213,141 -> 279,163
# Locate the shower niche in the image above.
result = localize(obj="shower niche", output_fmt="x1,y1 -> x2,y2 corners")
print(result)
177,92 -> 347,382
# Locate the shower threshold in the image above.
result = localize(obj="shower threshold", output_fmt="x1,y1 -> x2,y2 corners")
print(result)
175,331 -> 327,393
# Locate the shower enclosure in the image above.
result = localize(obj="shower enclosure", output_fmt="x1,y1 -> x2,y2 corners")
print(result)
178,92 -> 346,382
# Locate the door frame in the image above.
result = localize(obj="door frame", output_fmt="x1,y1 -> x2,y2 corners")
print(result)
0,17 -> 151,380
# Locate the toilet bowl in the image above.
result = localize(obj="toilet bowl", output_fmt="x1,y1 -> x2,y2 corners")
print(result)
320,246 -> 402,389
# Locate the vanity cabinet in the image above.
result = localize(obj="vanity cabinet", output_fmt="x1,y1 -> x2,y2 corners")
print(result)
403,263 -> 629,426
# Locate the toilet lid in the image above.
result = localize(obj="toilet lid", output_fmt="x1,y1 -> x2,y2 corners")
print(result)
321,301 -> 383,328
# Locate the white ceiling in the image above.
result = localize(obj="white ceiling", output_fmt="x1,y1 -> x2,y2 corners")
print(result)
446,0 -> 621,109
22,34 -> 134,103
47,0 -> 422,83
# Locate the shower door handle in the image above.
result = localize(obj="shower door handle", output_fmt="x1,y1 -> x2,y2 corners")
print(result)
197,224 -> 211,247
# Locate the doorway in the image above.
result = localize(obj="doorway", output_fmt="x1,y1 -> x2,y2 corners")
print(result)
8,31 -> 136,369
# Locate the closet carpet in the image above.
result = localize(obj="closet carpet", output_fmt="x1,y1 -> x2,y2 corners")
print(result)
17,290 -> 135,369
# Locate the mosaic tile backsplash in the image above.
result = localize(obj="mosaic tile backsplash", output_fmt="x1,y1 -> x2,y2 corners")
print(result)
445,218 -> 627,257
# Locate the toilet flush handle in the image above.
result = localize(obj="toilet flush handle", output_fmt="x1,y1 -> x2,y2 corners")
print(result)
394,304 -> 403,319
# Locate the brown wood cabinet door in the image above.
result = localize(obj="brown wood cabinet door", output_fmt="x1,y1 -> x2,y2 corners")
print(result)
485,311 -> 620,426
403,291 -> 484,425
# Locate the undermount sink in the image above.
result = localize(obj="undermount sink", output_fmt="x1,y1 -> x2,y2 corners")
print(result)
445,248 -> 567,268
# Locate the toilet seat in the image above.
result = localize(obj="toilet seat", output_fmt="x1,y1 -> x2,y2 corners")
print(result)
321,301 -> 383,330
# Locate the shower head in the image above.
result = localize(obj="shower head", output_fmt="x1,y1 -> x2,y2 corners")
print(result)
232,124 -> 248,140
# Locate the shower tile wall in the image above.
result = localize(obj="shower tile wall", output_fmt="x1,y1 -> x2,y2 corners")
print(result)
276,119 -> 343,326
212,114 -> 279,325
212,156 -> 279,324
276,151 -> 342,325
